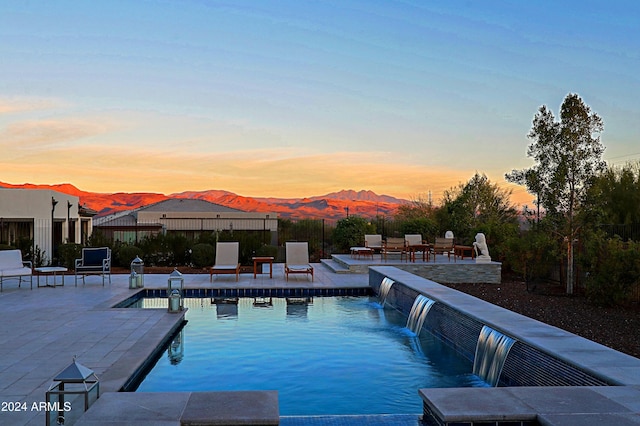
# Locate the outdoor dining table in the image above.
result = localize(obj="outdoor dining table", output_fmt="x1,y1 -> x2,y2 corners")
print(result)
406,244 -> 430,262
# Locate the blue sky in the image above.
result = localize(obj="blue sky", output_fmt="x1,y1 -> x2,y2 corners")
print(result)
1,0 -> 638,205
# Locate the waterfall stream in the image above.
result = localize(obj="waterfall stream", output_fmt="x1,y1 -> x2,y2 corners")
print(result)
473,325 -> 516,386
406,294 -> 435,335
378,277 -> 395,307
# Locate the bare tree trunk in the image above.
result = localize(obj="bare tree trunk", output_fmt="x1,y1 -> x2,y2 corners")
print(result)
567,238 -> 574,295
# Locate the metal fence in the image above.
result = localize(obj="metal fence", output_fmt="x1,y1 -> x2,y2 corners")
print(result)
599,223 -> 640,242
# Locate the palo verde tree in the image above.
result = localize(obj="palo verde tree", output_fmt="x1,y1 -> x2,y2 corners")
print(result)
506,93 -> 606,295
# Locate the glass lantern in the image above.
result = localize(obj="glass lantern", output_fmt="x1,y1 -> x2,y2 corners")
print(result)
131,256 -> 144,288
167,268 -> 184,312
129,271 -> 138,289
45,357 -> 99,426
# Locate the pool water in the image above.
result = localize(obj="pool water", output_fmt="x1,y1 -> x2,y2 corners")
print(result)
134,296 -> 486,415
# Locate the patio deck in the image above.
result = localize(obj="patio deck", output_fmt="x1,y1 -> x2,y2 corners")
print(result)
323,253 -> 501,283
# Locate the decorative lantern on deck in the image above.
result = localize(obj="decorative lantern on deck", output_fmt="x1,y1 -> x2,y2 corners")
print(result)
45,357 -> 99,426
167,268 -> 184,312
129,271 -> 138,289
131,255 -> 144,288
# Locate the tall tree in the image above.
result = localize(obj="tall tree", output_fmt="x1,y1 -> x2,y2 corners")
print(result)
586,161 -> 640,225
437,172 -> 518,248
506,93 -> 606,294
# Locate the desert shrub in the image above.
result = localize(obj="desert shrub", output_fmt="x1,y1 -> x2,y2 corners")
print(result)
332,216 -> 377,253
191,243 -> 215,268
502,229 -> 558,291
116,245 -> 145,268
85,230 -> 112,249
255,244 -> 278,258
582,236 -> 640,306
137,233 -> 190,266
399,218 -> 437,240
57,243 -> 83,268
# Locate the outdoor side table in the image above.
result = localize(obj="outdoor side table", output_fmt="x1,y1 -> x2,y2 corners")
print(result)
350,247 -> 374,260
35,266 -> 68,287
252,256 -> 274,279
454,245 -> 475,260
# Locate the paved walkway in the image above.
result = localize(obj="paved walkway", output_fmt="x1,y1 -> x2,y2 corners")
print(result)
0,263 -> 364,425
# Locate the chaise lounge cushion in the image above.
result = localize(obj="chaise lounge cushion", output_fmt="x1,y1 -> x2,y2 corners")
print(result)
0,266 -> 33,277
0,250 -> 32,277
0,249 -> 33,291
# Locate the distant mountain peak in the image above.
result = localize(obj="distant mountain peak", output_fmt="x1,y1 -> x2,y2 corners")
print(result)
311,189 -> 406,204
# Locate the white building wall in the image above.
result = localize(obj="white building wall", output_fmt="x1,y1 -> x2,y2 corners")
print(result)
0,189 -> 82,263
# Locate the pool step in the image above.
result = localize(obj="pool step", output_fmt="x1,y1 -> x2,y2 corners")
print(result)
320,258 -> 351,273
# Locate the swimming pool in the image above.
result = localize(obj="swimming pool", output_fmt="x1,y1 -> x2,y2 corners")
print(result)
132,296 -> 486,415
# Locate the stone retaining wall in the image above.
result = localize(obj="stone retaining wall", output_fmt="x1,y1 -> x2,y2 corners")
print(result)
394,261 -> 501,284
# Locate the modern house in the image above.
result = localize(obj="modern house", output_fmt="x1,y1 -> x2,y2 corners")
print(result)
93,198 -> 278,245
0,188 -> 96,263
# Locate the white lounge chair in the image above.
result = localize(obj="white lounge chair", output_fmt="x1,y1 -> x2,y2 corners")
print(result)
0,249 -> 33,291
209,242 -> 240,281
285,242 -> 314,281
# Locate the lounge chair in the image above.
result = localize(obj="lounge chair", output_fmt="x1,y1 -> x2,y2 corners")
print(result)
210,242 -> 241,281
75,247 -> 111,286
382,237 -> 408,262
0,249 -> 33,291
285,242 -> 314,281
364,234 -> 383,255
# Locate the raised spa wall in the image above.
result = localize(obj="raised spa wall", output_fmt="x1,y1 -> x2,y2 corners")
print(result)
369,266 -> 640,388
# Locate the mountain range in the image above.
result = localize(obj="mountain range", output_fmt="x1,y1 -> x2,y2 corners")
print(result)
0,182 -> 408,220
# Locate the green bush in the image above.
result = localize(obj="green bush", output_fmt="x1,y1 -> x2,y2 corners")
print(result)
332,216 -> 377,253
256,244 -> 278,258
583,236 -> 640,306
116,245 -> 145,268
502,229 -> 557,290
399,218 -> 437,240
191,243 -> 215,268
57,243 -> 83,269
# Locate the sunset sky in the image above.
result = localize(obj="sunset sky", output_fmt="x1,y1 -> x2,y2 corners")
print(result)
1,1 -> 639,207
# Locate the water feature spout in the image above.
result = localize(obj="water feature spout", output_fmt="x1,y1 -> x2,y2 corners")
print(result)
406,294 -> 435,335
473,325 -> 516,386
378,277 -> 395,307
